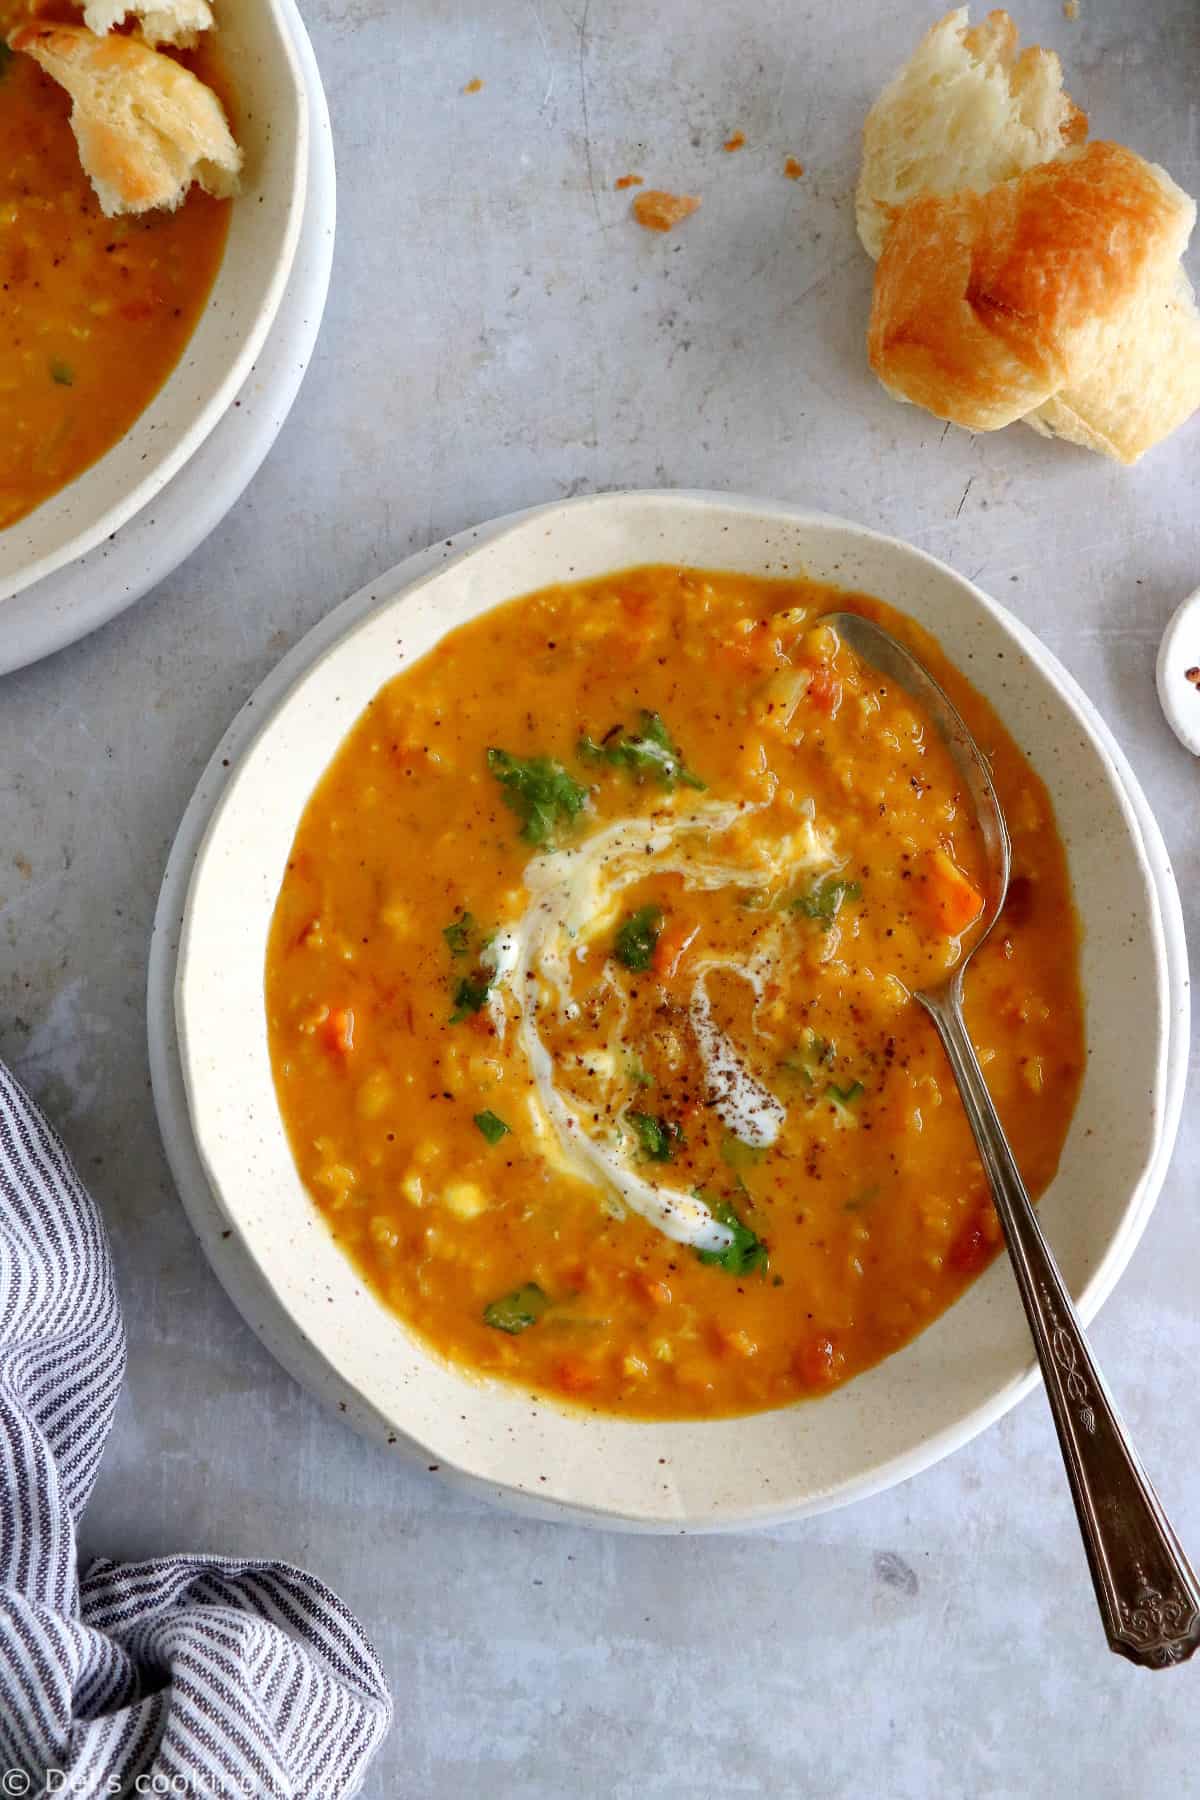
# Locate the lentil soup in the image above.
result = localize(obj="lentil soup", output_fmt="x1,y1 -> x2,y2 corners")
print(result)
0,4 -> 231,529
265,566 -> 1085,1421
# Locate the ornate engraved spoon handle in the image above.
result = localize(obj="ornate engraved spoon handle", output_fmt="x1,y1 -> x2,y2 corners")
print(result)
923,981 -> 1200,1668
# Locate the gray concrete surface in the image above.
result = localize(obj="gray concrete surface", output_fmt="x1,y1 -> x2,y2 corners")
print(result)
2,1 -> 1199,1793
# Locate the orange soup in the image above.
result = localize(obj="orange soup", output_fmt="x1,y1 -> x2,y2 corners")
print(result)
265,567 -> 1085,1420
0,5 -> 231,528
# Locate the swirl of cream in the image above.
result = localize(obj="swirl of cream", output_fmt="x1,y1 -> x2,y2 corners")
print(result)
487,798 -> 838,1250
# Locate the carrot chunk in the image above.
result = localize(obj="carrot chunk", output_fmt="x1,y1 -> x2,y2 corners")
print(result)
922,847 -> 984,936
793,1334 -> 845,1388
949,1221 -> 992,1274
652,919 -> 699,982
805,670 -> 843,715
557,1356 -> 598,1394
322,1007 -> 355,1055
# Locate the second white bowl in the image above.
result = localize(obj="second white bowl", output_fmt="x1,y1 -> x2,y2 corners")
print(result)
0,0 -> 308,605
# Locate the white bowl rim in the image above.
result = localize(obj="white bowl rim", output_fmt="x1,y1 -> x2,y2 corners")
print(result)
0,0 -> 309,605
169,491 -> 1190,1530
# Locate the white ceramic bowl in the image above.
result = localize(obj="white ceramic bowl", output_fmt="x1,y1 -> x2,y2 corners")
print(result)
174,492 -> 1188,1530
0,0 -> 308,605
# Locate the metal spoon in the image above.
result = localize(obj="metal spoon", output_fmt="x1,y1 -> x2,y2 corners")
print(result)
827,609 -> 1200,1669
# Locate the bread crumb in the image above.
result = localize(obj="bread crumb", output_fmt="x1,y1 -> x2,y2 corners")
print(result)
784,156 -> 805,180
632,190 -> 701,232
462,76 -> 483,93
614,173 -> 643,189
1062,0 -> 1078,17
723,131 -> 745,152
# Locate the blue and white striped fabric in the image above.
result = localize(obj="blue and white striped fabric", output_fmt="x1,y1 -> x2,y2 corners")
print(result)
0,1061 -> 392,1796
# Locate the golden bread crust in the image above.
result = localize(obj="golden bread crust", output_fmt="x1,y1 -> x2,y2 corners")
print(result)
867,142 -> 1194,431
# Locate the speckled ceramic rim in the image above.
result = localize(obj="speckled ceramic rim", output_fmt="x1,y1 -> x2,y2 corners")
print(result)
0,0 -> 309,606
163,492 -> 1189,1531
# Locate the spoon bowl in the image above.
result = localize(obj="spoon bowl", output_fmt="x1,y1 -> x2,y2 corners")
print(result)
828,607 -> 1200,1670
825,609 -> 1012,956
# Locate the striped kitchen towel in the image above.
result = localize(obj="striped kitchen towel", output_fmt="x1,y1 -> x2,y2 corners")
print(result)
0,1060 -> 392,1796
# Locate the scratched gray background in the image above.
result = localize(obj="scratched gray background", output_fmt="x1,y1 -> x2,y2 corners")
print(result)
2,0 -> 1199,1793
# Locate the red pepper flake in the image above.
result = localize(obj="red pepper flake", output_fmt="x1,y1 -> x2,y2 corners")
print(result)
784,157 -> 804,180
614,173 -> 643,189
723,131 -> 745,152
1185,666 -> 1200,690
462,77 -> 483,94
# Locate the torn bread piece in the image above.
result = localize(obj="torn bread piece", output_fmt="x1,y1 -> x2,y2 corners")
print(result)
81,0 -> 214,49
858,8 -> 1200,460
1027,265 -> 1200,464
9,22 -> 240,217
856,7 -> 1086,260
868,141 -> 1195,432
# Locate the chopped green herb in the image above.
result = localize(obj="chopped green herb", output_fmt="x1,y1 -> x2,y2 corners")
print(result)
445,913 -> 499,1022
473,1109 -> 511,1144
613,904 -> 663,973
49,358 -> 74,388
627,1110 -> 684,1162
791,876 -> 861,927
824,1080 -> 866,1127
843,1183 -> 881,1213
487,748 -> 588,846
696,1195 -> 769,1278
450,974 -> 492,1022
780,1028 -> 836,1088
720,1132 -> 766,1172
578,710 -> 706,791
443,911 -> 475,956
483,1283 -> 548,1334
625,1054 -> 654,1088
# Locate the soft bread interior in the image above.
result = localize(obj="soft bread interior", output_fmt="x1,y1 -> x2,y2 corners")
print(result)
856,7 -> 1085,261
82,0 -> 214,49
9,22 -> 240,217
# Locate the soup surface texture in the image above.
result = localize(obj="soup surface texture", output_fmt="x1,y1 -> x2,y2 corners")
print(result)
266,566 -> 1085,1420
0,4 -> 231,529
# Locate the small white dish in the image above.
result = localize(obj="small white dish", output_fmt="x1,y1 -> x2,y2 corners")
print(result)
1157,587 -> 1200,757
0,0 -> 333,677
0,0 -> 309,607
163,492 -> 1189,1531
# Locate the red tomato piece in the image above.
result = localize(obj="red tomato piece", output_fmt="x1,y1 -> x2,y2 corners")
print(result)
322,1007 -> 355,1055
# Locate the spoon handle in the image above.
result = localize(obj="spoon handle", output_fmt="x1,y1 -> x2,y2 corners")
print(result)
922,985 -> 1200,1668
